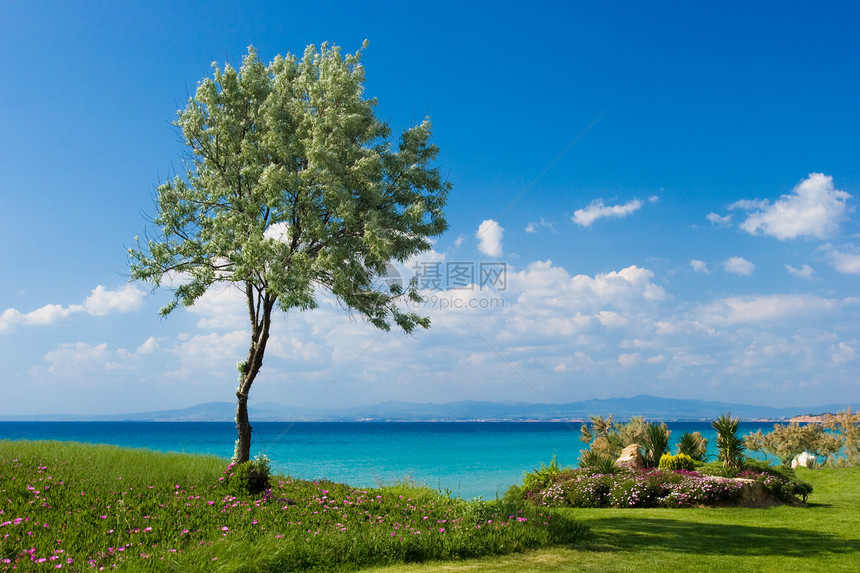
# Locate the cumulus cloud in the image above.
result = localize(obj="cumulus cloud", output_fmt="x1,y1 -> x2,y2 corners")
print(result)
136,337 -> 160,355
723,256 -> 755,276
84,284 -> 145,316
830,342 -> 855,364
732,173 -> 851,240
525,218 -> 555,234
41,342 -> 110,374
500,262 -> 666,340
169,330 -> 248,379
697,294 -> 848,326
821,244 -> 860,274
572,198 -> 644,227
188,283 -> 248,329
706,213 -> 732,226
785,264 -> 815,279
0,284 -> 145,333
0,304 -> 82,332
690,259 -> 709,274
476,219 -> 504,257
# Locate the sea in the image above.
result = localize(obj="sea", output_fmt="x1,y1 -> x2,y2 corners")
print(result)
0,421 -> 779,499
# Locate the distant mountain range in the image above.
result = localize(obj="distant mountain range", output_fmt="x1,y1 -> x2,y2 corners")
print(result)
2,394 -> 857,422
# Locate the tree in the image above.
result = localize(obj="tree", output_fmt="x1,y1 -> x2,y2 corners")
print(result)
744,422 -> 841,466
129,43 -> 449,463
824,408 -> 860,466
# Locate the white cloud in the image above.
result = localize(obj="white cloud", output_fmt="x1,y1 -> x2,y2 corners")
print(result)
264,221 -> 290,241
136,337 -> 160,354
476,219 -> 504,257
821,244 -> 860,274
525,218 -> 555,234
732,173 -> 851,240
42,342 -> 110,374
723,256 -> 755,276
690,259 -> 709,274
617,353 -> 640,367
572,198 -> 643,227
0,284 -> 145,333
697,294 -> 847,326
188,283 -> 248,329
785,264 -> 815,279
0,304 -> 83,332
169,330 -> 248,379
706,213 -> 732,226
500,262 -> 665,341
830,342 -> 855,364
84,284 -> 145,316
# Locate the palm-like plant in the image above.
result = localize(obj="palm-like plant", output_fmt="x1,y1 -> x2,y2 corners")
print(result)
579,449 -> 619,474
642,422 -> 671,468
712,413 -> 745,468
676,431 -> 708,461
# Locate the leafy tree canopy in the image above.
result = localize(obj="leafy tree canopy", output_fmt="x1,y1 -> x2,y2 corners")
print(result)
129,42 -> 449,462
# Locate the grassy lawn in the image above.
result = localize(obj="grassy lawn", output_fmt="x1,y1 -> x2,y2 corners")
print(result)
365,467 -> 860,572
2,440 -> 857,572
0,440 -> 585,571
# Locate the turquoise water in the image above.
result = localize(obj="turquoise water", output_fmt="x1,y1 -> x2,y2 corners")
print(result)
0,421 -> 778,499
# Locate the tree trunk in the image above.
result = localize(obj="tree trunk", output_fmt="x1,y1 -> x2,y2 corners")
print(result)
234,387 -> 252,463
233,286 -> 275,463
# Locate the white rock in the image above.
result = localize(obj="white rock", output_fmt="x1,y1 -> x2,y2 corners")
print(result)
791,451 -> 816,469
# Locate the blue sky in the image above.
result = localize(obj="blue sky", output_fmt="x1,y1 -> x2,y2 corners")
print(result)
1,1 -> 859,416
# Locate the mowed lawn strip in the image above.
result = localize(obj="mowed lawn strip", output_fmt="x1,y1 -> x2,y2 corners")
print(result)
364,466 -> 860,573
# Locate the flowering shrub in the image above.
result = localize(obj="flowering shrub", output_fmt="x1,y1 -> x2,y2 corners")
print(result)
220,453 -> 271,495
524,467 -> 759,509
735,469 -> 813,502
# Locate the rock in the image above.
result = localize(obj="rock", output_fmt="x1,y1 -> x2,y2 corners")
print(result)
616,444 -> 644,470
791,451 -> 815,469
732,478 -> 775,507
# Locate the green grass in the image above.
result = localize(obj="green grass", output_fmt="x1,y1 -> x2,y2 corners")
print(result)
0,440 -> 586,571
365,466 -> 860,572
3,440 -> 858,572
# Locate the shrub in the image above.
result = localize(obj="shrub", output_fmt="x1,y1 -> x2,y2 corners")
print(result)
736,460 -> 814,502
608,472 -> 667,508
523,454 -> 560,492
659,452 -> 696,471
676,431 -> 708,461
642,422 -> 671,468
713,413 -> 746,468
560,472 -> 612,508
579,415 -> 647,459
221,453 -> 271,495
661,475 -> 744,507
579,449 -> 619,474
522,466 -> 754,509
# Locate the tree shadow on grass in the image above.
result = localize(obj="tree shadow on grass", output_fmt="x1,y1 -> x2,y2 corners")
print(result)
578,517 -> 859,558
